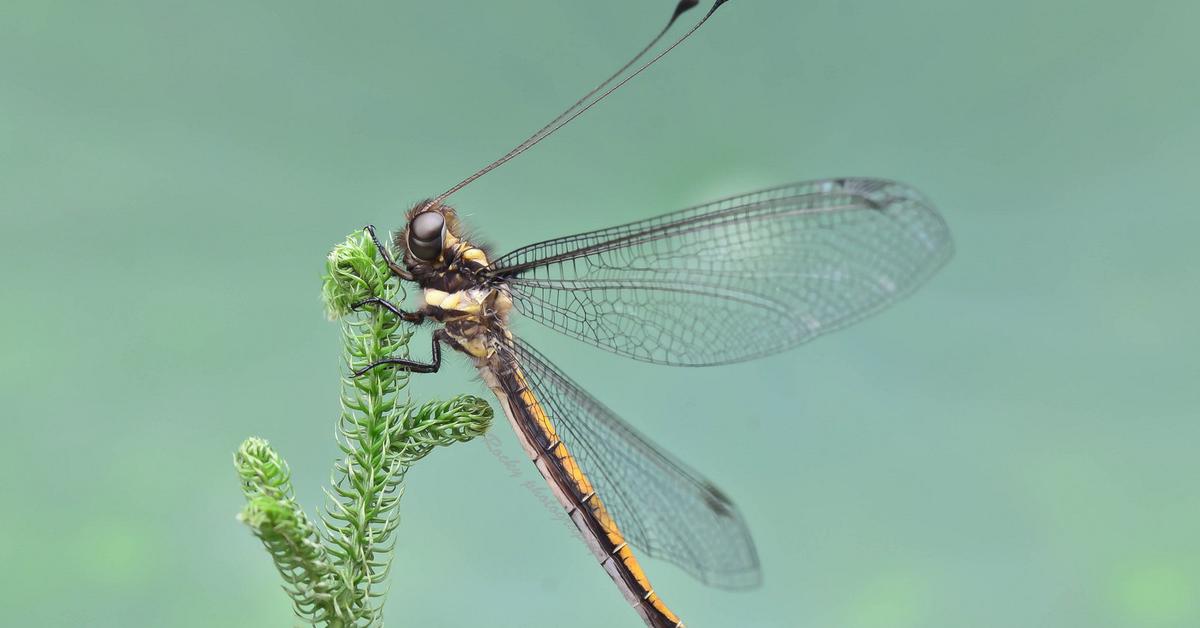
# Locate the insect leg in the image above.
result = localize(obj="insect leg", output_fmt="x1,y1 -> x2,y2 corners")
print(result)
351,297 -> 428,324
363,224 -> 414,281
352,330 -> 443,377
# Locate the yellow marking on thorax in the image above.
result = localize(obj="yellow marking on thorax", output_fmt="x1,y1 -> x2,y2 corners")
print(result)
461,247 -> 488,264
427,287 -> 492,359
457,335 -> 489,359
424,288 -> 482,314
441,232 -> 489,266
442,232 -> 461,255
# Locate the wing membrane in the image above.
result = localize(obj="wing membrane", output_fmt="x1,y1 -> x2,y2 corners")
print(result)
502,338 -> 762,588
487,178 -> 953,366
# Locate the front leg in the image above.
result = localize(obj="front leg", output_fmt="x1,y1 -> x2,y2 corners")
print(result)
363,224 -> 413,281
352,330 -> 444,377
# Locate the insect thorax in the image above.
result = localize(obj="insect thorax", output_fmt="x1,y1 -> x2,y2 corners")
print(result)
426,286 -> 513,360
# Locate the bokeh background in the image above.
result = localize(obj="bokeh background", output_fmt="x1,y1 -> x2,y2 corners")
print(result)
3,1 -> 1197,626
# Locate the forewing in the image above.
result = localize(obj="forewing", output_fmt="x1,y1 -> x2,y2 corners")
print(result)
504,338 -> 762,589
487,178 -> 953,366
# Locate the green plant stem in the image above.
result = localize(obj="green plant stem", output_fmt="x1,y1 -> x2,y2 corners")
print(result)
235,230 -> 492,627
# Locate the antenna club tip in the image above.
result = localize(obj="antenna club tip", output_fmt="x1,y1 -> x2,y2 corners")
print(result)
671,0 -> 700,23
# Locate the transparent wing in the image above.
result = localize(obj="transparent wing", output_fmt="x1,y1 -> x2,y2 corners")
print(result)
502,337 -> 761,589
486,178 -> 953,366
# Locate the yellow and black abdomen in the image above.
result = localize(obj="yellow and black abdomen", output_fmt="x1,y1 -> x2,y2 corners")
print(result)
479,353 -> 683,628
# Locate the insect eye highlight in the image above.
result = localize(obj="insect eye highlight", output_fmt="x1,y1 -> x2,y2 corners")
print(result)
407,212 -> 445,261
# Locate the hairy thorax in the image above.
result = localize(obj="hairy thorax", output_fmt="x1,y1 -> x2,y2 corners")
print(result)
424,286 -> 513,361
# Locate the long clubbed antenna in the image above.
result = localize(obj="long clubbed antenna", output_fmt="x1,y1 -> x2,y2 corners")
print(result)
428,0 -> 730,208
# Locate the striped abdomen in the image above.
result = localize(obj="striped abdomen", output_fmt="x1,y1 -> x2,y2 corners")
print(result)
478,358 -> 683,628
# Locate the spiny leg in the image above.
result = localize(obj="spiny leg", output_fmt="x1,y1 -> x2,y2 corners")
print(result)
352,331 -> 443,377
351,297 -> 427,324
363,224 -> 413,280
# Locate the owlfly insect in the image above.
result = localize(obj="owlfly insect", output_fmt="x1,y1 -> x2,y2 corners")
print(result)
353,1 -> 953,625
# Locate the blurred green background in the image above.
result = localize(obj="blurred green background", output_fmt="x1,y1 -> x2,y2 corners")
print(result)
2,1 -> 1197,626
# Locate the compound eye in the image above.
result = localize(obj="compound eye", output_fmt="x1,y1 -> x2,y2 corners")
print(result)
407,212 -> 445,261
